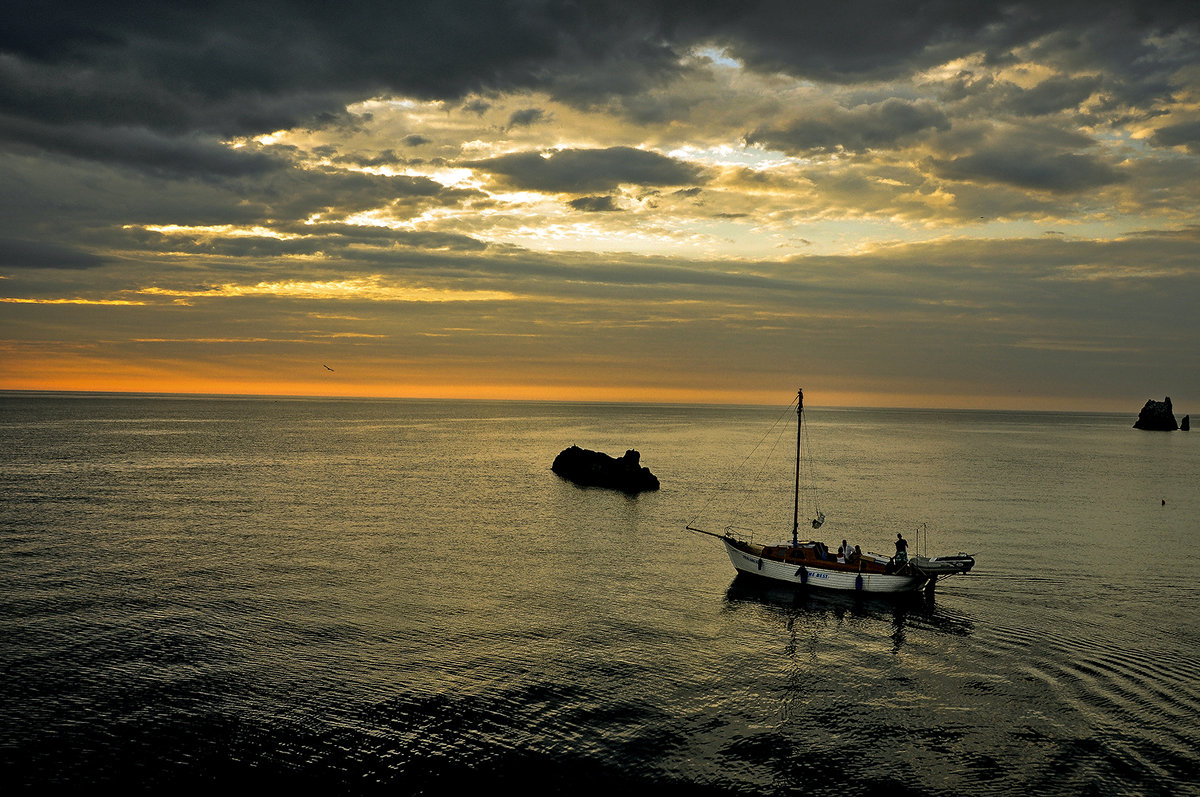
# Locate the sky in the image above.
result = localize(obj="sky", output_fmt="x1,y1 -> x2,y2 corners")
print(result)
2,0 -> 1198,411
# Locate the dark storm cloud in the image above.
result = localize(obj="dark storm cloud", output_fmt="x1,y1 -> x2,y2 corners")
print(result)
1002,75 -> 1105,117
6,1 -> 1195,138
0,147 -> 475,277
921,121 -> 1128,194
745,99 -> 950,154
568,196 -> 621,212
0,40 -> 358,142
0,238 -> 105,269
669,0 -> 1197,86
507,108 -> 548,128
671,0 -> 999,83
931,147 -> 1124,193
0,115 -> 286,178
461,99 -> 493,116
250,168 -> 452,221
0,0 -> 1193,190
114,166 -> 457,231
1151,121 -> 1200,153
465,147 -> 703,192
126,226 -> 488,260
939,73 -> 1109,123
0,1 -> 558,171
330,149 -> 410,167
0,1 -> 560,132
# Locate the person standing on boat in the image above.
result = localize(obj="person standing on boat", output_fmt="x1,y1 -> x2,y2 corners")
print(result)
895,533 -> 908,564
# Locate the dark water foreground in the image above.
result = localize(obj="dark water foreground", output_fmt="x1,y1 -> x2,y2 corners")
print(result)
2,395 -> 1197,795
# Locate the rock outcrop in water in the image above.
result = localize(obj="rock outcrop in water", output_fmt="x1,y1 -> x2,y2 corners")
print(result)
552,446 -> 660,493
1133,397 -> 1179,431
1182,414 -> 1190,431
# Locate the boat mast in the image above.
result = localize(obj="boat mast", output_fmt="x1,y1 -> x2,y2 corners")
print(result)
792,388 -> 802,546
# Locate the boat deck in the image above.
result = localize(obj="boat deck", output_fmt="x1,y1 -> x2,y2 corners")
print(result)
734,539 -> 896,575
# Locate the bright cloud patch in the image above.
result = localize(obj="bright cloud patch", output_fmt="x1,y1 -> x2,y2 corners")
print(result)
138,278 -> 517,303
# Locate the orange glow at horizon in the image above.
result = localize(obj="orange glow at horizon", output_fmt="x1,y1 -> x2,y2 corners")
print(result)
0,351 -> 1133,412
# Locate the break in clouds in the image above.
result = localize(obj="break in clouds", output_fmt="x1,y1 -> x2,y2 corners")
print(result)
1,0 -> 1199,405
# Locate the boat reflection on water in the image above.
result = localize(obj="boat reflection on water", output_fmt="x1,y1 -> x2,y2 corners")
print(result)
721,572 -> 975,652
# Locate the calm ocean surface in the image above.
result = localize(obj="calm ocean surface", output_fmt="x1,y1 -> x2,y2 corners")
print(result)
2,394 -> 1198,795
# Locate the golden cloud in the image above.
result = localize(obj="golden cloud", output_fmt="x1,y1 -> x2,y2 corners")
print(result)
137,276 -> 517,302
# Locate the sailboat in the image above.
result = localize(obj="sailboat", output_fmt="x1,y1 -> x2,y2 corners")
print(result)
687,388 -> 975,594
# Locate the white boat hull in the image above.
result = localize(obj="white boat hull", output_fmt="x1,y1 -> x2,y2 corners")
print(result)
723,539 -> 930,593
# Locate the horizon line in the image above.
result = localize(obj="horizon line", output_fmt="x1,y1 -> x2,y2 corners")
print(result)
0,387 -> 1146,416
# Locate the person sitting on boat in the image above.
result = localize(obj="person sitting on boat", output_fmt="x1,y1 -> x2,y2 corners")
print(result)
836,544 -> 846,564
895,532 -> 908,564
843,539 -> 856,563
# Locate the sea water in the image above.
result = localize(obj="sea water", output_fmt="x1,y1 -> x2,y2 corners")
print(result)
2,394 -> 1197,795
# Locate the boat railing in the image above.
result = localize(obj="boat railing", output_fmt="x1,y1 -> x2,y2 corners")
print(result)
722,525 -> 759,543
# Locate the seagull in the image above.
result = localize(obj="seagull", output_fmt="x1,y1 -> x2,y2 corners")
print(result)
323,364 -> 334,372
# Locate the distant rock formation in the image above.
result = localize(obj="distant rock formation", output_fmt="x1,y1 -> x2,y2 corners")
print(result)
1182,414 -> 1190,431
552,446 -> 660,493
1133,397 -> 1179,431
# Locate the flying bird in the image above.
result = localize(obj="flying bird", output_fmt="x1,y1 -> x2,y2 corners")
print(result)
323,364 -> 334,372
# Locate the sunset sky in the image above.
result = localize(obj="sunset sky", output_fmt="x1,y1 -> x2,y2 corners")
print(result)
2,0 -> 1198,410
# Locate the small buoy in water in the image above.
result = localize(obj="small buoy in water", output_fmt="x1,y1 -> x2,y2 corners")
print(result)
855,574 -> 864,591
1162,498 -> 1166,506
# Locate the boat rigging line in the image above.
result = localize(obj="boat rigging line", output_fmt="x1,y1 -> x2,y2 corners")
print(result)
685,393 -> 799,534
